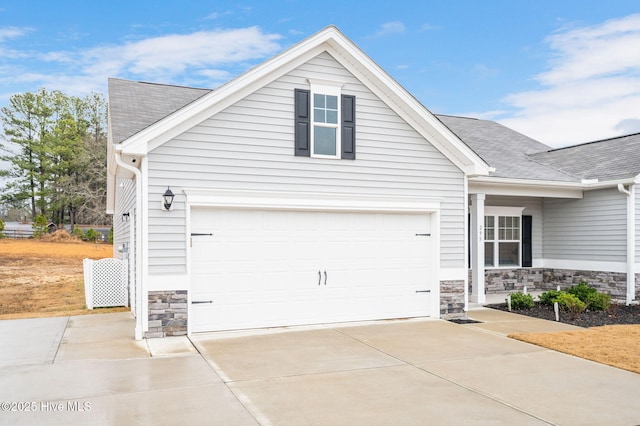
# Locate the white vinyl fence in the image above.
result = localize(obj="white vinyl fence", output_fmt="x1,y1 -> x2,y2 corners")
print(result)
83,258 -> 128,309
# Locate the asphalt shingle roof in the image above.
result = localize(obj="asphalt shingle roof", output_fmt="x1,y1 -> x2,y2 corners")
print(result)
529,133 -> 640,181
108,78 -> 211,144
436,115 -> 580,182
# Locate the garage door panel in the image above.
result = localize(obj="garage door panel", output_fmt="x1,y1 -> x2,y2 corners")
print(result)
191,208 -> 435,332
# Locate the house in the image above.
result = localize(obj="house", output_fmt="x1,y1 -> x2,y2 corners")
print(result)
107,26 -> 639,339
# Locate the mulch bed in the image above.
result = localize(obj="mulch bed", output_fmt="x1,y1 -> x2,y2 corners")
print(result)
486,302 -> 640,328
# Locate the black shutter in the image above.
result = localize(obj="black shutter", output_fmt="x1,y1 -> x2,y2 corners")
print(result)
341,94 -> 356,160
294,89 -> 310,157
522,215 -> 532,267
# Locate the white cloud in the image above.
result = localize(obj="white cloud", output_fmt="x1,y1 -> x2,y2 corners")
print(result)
0,26 -> 282,99
0,26 -> 31,42
497,14 -> 640,147
374,21 -> 406,37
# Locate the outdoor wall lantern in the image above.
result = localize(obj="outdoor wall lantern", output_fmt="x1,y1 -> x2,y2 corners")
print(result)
162,186 -> 175,211
122,212 -> 130,222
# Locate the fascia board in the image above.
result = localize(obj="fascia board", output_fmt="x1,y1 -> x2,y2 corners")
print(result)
470,176 -> 638,198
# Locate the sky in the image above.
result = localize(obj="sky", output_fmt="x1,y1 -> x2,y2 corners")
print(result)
1,0 -> 640,148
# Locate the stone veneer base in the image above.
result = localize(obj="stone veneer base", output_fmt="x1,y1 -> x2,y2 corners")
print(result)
472,268 -> 639,301
145,290 -> 188,338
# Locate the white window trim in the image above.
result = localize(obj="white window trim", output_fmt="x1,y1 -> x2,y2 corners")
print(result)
484,207 -> 524,269
308,79 -> 344,159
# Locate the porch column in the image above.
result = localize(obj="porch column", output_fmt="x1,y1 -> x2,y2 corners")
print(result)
470,193 -> 486,303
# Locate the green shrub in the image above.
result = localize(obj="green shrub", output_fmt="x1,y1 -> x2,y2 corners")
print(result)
107,228 -> 113,244
32,214 -> 48,238
85,228 -> 100,242
0,218 -> 4,238
567,281 -> 597,303
510,292 -> 534,309
72,227 -> 85,239
555,292 -> 586,318
586,292 -> 611,311
539,290 -> 562,305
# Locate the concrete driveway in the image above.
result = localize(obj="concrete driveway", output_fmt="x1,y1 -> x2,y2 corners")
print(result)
1,310 -> 639,425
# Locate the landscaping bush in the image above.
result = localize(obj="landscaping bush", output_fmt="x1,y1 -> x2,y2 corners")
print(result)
586,292 -> 612,311
555,292 -> 586,319
567,281 -> 597,303
0,218 -> 4,238
509,292 -> 534,309
539,290 -> 562,306
565,281 -> 611,311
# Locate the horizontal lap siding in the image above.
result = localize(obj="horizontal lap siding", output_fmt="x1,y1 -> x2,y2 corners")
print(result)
147,52 -> 465,274
636,187 -> 640,260
543,188 -> 626,262
113,178 -> 136,260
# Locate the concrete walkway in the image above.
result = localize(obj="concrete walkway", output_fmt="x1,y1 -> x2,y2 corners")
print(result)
1,310 -> 639,425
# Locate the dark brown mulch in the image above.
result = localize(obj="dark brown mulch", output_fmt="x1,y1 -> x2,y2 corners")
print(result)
486,302 -> 640,328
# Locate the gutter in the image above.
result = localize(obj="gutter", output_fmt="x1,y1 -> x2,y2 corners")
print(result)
114,151 -> 145,340
470,175 -> 636,191
617,183 -> 636,305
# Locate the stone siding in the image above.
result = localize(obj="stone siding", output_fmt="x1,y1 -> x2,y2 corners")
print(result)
470,268 -> 630,301
146,290 -> 188,338
440,280 -> 465,318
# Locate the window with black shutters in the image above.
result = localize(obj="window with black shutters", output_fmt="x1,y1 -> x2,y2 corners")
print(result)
294,84 -> 355,160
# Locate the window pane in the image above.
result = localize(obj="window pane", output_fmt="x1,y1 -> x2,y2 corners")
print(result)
485,216 -> 494,228
314,127 -> 336,155
326,95 -> 337,109
499,216 -> 505,227
326,109 -> 338,124
498,242 -> 519,266
314,94 -> 324,108
485,228 -> 494,240
314,108 -> 325,123
484,242 -> 494,267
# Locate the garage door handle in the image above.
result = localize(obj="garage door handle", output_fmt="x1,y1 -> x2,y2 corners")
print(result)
324,270 -> 327,286
192,300 -> 213,304
318,271 -> 321,286
415,290 -> 431,293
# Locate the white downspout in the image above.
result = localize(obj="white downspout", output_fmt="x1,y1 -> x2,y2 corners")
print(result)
463,176 -> 469,313
115,152 -> 145,339
617,183 -> 636,305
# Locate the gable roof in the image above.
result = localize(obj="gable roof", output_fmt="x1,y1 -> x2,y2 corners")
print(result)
530,133 -> 640,182
109,26 -> 490,176
436,115 -> 580,183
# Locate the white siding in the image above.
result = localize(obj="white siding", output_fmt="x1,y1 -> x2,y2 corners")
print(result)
113,177 -> 136,260
543,188 -> 627,262
147,52 -> 465,274
486,196 -> 543,262
636,185 -> 640,260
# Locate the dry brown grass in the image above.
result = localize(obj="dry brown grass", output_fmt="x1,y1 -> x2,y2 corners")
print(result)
510,325 -> 640,374
0,237 -> 129,319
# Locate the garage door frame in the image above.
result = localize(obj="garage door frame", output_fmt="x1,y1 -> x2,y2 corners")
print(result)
183,188 -> 441,334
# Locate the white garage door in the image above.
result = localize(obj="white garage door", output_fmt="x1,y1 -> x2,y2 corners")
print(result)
190,207 -> 434,332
